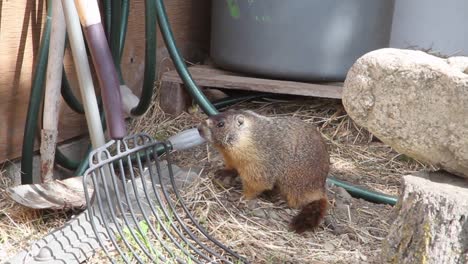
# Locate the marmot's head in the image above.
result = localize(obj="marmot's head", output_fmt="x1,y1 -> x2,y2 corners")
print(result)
198,110 -> 250,148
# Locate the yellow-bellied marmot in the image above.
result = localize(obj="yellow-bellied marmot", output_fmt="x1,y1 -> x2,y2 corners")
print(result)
197,110 -> 329,233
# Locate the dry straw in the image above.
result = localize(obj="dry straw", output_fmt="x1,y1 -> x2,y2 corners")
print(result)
0,88 -> 433,263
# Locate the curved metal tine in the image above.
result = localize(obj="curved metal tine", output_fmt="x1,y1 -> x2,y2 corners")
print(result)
91,167 -> 131,263
127,150 -> 201,264
145,145 -> 214,263
115,161 -> 186,264
98,163 -> 148,264
83,172 -> 115,262
119,152 -> 186,263
107,156 -> 166,263
114,158 -> 175,264
150,145 -> 223,262
97,155 -> 155,263
145,145 -> 218,262
162,143 -> 248,263
129,150 -> 199,263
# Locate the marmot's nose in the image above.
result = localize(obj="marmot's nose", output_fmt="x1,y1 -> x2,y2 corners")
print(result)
197,123 -> 206,137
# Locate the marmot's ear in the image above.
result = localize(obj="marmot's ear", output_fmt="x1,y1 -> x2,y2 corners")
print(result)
236,114 -> 244,127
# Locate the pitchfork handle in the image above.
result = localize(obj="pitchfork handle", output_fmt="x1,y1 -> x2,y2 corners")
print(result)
75,0 -> 127,139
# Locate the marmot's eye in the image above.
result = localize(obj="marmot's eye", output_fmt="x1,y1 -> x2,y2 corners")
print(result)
217,121 -> 225,128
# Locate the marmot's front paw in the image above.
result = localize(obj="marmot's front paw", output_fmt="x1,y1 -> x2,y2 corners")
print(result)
215,168 -> 238,178
242,192 -> 259,200
213,169 -> 239,187
242,185 -> 263,200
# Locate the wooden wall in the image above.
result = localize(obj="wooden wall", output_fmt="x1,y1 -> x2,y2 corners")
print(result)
0,0 -> 211,162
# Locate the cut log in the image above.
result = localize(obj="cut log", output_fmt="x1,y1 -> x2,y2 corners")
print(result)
381,171 -> 468,264
159,81 -> 192,115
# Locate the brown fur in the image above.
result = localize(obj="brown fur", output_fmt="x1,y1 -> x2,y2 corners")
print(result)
198,110 -> 329,233
290,198 -> 328,234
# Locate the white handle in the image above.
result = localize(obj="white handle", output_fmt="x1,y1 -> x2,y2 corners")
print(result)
168,128 -> 206,151
62,0 -> 106,149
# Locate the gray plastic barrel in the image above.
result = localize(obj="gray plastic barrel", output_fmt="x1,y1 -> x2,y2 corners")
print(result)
390,0 -> 468,56
210,0 -> 395,82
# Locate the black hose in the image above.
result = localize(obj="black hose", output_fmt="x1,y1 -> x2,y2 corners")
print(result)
20,0 -> 53,184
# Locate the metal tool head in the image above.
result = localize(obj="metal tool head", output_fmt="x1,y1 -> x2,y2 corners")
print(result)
82,133 -> 246,264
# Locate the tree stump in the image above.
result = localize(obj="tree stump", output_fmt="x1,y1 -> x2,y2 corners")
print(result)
381,171 -> 468,264
159,81 -> 192,116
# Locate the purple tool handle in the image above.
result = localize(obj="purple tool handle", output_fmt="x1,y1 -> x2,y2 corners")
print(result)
84,23 -> 126,139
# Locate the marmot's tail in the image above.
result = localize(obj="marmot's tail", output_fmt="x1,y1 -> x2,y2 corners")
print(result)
290,198 -> 328,233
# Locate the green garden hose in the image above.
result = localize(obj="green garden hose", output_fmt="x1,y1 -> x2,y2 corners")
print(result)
110,0 -> 124,84
74,0 -> 153,175
21,0 -> 398,206
20,0 -> 52,184
74,144 -> 93,177
154,0 -> 218,116
328,178 -> 397,205
54,148 -> 80,170
74,108 -> 107,176
57,0 -> 132,172
211,93 -> 272,109
61,66 -> 85,113
110,0 -> 122,65
103,0 -> 112,38
153,0 -> 397,206
119,0 -> 129,61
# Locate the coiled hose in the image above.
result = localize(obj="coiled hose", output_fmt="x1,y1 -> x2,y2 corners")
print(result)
20,0 -> 397,206
20,0 -> 52,184
153,0 -> 397,206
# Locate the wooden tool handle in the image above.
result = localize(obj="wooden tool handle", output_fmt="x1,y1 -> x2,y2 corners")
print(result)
74,0 -> 102,27
41,0 -> 67,182
74,0 -> 126,139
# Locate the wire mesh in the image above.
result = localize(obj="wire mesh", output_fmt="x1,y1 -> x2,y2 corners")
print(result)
82,133 -> 247,263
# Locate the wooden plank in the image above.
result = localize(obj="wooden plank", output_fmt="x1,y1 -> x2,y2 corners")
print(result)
0,0 -> 211,162
162,66 -> 343,99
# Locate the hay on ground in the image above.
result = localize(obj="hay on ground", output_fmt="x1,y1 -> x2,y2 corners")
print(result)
123,93 -> 432,263
0,90 -> 433,263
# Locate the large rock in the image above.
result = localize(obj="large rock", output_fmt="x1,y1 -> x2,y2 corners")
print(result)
343,48 -> 468,178
381,171 -> 468,264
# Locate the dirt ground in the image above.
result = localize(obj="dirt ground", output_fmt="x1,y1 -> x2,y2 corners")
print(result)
0,96 -> 432,263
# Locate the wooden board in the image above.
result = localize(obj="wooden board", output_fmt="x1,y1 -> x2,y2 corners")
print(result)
161,65 -> 343,99
0,0 -> 211,163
